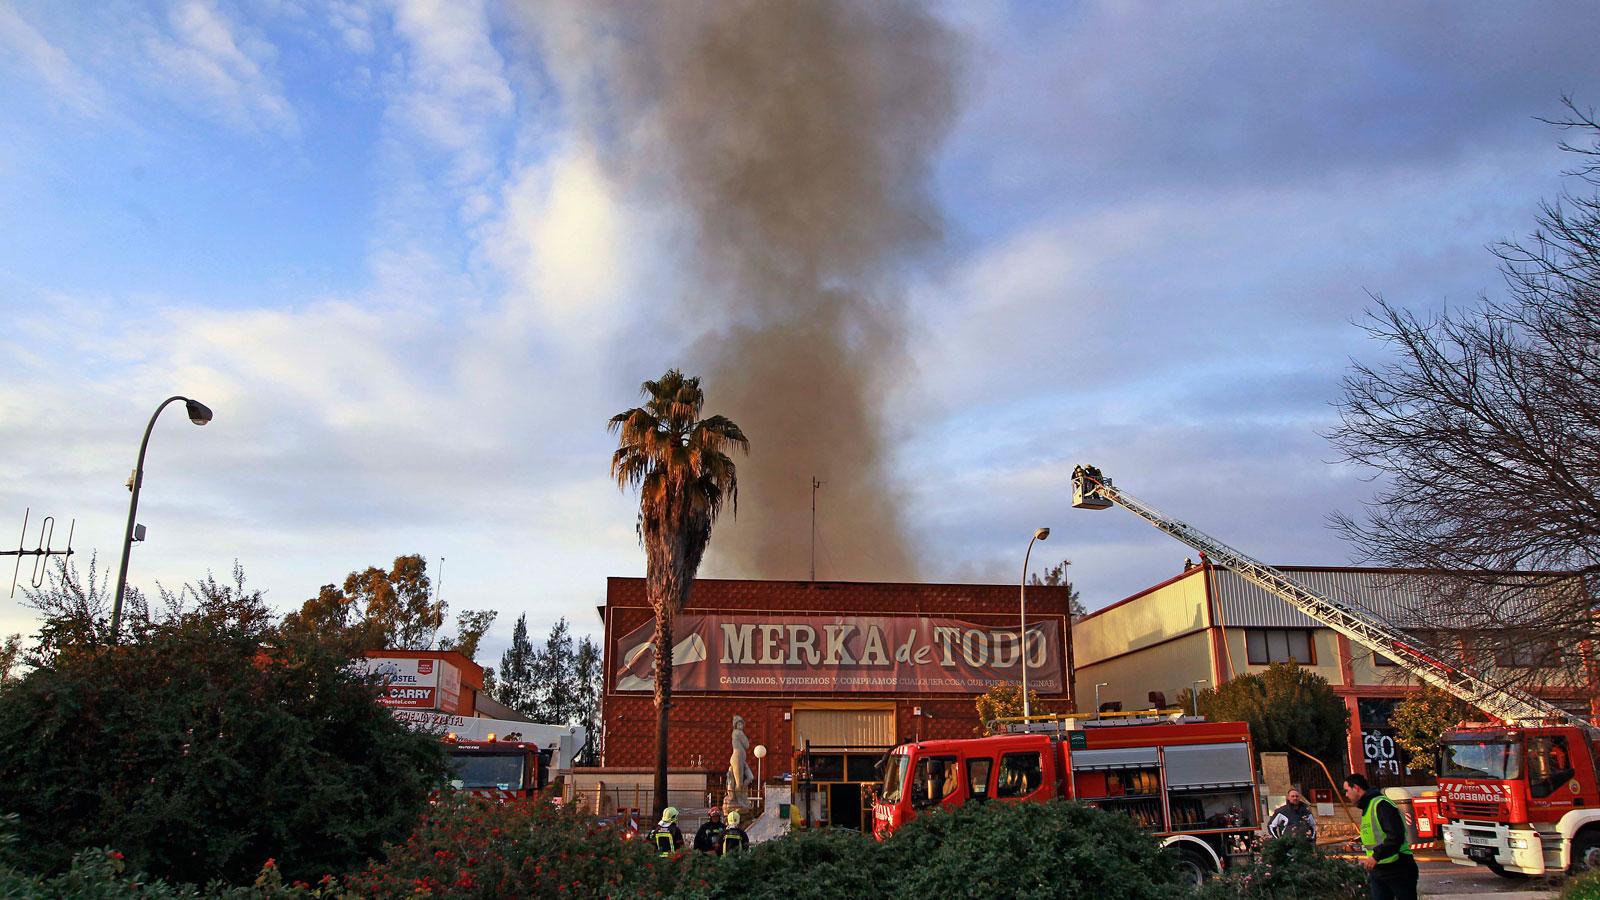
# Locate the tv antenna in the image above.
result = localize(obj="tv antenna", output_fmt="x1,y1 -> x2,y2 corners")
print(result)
810,477 -> 822,582
5,508 -> 76,598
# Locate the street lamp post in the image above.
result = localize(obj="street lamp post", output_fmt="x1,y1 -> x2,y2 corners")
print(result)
753,744 -> 767,806
1019,527 -> 1050,720
1191,679 -> 1208,717
1094,682 -> 1109,719
111,395 -> 213,638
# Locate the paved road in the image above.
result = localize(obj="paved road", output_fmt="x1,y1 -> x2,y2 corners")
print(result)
1417,854 -> 1561,898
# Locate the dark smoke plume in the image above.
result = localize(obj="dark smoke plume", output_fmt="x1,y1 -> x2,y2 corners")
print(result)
563,1 -> 961,580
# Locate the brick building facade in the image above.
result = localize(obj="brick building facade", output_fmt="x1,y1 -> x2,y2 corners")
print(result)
600,577 -> 1072,826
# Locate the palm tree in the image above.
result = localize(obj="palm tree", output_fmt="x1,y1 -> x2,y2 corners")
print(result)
610,369 -> 748,816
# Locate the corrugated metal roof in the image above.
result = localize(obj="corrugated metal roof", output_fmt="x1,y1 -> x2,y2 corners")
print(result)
1210,567 -> 1572,631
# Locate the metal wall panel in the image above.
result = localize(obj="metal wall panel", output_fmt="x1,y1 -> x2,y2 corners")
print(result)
792,708 -> 895,750
1163,742 -> 1253,788
1069,747 -> 1159,771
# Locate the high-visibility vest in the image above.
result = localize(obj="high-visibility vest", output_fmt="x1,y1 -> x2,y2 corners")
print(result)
652,828 -> 676,857
1359,795 -> 1413,865
721,829 -> 748,855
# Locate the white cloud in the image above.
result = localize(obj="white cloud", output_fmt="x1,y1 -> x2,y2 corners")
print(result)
141,0 -> 298,134
388,0 -> 513,188
0,3 -> 104,116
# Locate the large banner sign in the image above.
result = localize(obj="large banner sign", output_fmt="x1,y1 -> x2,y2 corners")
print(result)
614,614 -> 1063,694
361,656 -> 464,713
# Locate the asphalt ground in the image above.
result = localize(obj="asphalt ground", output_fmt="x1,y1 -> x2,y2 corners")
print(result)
1415,852 -> 1561,898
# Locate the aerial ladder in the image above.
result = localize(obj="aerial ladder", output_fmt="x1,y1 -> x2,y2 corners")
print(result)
1070,464 -> 1593,732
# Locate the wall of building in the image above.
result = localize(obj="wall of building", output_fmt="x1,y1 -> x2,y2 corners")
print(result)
1073,569 -> 1209,667
1073,629 -> 1214,712
601,578 -> 1072,777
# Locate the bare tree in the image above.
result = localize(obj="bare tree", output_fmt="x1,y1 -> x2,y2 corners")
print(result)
1330,98 -> 1600,694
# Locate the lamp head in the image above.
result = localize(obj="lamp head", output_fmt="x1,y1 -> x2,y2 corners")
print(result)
184,399 -> 213,426
1034,527 -> 1050,541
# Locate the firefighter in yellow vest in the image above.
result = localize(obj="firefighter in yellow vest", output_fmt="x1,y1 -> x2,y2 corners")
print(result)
648,807 -> 684,857
1343,773 -> 1417,900
720,810 -> 749,855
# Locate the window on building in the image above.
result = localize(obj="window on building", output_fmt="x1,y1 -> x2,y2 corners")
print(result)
1245,629 -> 1314,665
996,752 -> 1042,799
1492,639 -> 1558,669
1373,652 -> 1398,667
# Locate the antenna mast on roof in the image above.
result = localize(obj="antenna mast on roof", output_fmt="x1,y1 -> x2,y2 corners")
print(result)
5,508 -> 76,598
810,477 -> 822,582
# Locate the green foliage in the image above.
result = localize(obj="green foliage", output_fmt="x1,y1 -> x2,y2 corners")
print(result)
1390,686 -> 1481,776
0,847 -> 344,899
345,795 -> 697,898
1199,663 -> 1350,765
0,607 -> 448,887
881,800 -> 1183,899
707,828 -> 885,900
284,555 -> 493,658
1196,836 -> 1365,899
973,682 -> 1046,735
1563,867 -> 1600,900
1028,559 -> 1087,617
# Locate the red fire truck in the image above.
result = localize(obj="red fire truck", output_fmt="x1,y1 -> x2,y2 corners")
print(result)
443,733 -> 551,801
1070,465 -> 1600,880
1436,723 -> 1600,877
872,714 -> 1260,883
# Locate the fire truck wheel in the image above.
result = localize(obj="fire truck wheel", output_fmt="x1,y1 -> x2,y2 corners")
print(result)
1171,846 -> 1216,887
1484,861 -> 1528,880
1569,829 -> 1600,874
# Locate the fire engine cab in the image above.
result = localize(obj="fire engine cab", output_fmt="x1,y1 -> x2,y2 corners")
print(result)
443,733 -> 550,801
1437,723 -> 1600,877
872,714 -> 1259,883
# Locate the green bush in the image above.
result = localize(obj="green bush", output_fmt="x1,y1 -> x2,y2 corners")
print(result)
1195,836 -> 1365,899
0,847 -> 340,899
0,614 -> 447,886
344,795 -> 699,898
1563,868 -> 1600,900
882,800 -> 1183,900
705,827 -> 885,900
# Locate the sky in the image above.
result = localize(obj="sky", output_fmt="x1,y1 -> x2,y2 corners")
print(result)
3,0 -> 1598,668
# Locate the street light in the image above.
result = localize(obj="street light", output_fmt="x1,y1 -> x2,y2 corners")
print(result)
753,744 -> 767,805
1019,526 -> 1050,720
111,396 -> 213,637
1191,679 -> 1208,717
1094,682 -> 1109,719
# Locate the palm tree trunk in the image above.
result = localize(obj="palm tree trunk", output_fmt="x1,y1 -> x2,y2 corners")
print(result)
652,608 -> 673,818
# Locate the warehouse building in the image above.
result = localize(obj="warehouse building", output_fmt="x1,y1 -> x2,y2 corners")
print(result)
1072,560 -> 1597,785
599,577 -> 1074,828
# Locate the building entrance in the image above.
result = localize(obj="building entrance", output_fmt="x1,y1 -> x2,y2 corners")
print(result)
796,745 -> 890,829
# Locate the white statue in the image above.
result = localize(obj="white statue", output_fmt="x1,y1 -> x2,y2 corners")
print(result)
728,715 -> 755,799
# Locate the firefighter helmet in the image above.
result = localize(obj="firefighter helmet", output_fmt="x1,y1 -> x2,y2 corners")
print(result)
660,807 -> 679,825
727,811 -> 741,826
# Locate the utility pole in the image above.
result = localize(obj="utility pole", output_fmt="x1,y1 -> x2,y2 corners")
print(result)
806,477 -> 819,582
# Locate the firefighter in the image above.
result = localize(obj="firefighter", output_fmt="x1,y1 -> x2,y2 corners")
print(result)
720,810 -> 749,855
693,807 -> 726,854
1343,773 -> 1417,900
648,807 -> 685,857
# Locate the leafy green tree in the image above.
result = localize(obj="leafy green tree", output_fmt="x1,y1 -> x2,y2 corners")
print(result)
974,682 -> 1046,735
610,369 -> 748,815
534,617 -> 577,724
0,573 -> 448,886
1391,686 -> 1483,776
574,635 -> 604,764
284,554 -> 493,658
494,613 -> 537,714
1028,559 -> 1087,617
1198,663 -> 1350,767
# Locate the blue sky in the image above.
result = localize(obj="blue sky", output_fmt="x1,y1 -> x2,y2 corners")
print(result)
3,0 -> 1598,665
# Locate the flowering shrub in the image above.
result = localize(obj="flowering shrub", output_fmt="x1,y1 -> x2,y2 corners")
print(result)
344,796 -> 705,898
0,847 -> 340,898
1564,867 -> 1600,900
1195,836 -> 1365,899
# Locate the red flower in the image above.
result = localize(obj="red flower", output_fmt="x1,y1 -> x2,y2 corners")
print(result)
264,858 -> 277,869
108,851 -> 124,860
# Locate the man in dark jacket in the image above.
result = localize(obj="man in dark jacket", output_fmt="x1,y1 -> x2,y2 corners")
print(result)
1268,788 -> 1318,840
693,807 -> 725,854
1344,774 -> 1417,900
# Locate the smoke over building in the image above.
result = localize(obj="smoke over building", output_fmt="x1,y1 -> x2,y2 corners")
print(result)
561,0 -> 962,580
